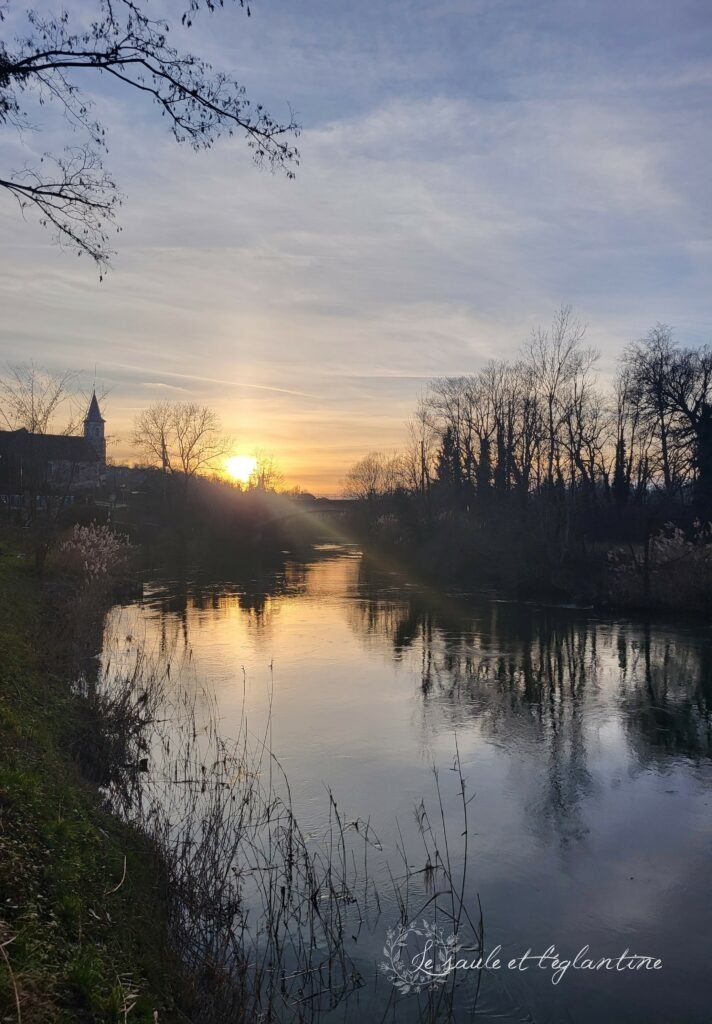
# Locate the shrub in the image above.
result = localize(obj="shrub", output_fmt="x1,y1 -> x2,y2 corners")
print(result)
59,522 -> 130,581
607,520 -> 712,610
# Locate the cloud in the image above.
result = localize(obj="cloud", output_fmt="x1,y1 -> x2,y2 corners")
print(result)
140,382 -> 191,392
0,0 -> 710,492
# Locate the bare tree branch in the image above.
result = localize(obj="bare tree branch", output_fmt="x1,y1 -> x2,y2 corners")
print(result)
0,362 -> 82,434
0,0 -> 300,271
133,400 -> 232,488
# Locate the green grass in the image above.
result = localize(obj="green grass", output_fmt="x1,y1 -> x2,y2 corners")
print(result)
0,532 -> 189,1023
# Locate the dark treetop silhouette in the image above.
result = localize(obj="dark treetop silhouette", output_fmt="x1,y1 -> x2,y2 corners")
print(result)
345,311 -> 712,609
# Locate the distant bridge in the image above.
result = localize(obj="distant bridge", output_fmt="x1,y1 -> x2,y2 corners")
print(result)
262,499 -> 359,526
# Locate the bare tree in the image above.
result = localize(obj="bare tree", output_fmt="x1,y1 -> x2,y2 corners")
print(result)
612,361 -> 655,505
0,362 -> 81,434
655,337 -> 712,511
248,449 -> 284,492
427,377 -> 470,496
344,452 -> 386,503
524,305 -> 595,489
508,360 -> 541,499
0,0 -> 299,271
559,353 -> 608,496
403,398 -> 439,503
620,324 -> 712,509
131,400 -> 172,471
0,363 -> 106,570
623,325 -> 682,496
133,401 -> 231,489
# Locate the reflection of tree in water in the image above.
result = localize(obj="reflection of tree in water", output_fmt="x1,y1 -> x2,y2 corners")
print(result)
617,627 -> 712,763
347,572 -> 593,841
347,564 -> 712,843
430,606 -> 596,845
147,561 -> 309,651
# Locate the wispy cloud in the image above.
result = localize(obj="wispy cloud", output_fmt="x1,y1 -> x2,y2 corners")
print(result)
115,365 -> 313,399
1,0 -> 710,491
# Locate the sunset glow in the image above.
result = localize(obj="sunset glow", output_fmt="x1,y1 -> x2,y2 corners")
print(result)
1,3 -> 710,1021
224,454 -> 257,484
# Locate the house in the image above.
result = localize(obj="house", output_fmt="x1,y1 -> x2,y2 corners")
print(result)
0,392 -> 106,502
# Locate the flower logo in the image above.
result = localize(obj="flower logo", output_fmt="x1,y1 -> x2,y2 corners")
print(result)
380,920 -> 461,995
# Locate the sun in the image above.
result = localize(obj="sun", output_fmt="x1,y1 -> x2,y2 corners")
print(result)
224,454 -> 257,484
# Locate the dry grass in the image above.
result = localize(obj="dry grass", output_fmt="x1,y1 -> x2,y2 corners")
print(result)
97,627 -> 484,1023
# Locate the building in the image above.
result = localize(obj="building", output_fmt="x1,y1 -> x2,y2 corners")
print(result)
0,392 -> 106,502
83,391 -> 106,464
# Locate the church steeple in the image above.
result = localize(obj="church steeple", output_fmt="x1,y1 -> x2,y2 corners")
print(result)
84,391 -> 106,464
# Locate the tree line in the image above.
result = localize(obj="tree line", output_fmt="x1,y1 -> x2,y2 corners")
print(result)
0,365 -> 291,568
0,364 -> 282,492
345,308 -> 712,598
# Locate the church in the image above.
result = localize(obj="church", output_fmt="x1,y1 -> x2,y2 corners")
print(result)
0,392 -> 106,499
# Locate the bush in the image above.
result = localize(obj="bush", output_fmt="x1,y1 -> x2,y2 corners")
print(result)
607,521 -> 712,610
58,522 -> 130,581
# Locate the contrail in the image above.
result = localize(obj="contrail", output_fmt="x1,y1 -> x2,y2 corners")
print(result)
109,363 -> 313,398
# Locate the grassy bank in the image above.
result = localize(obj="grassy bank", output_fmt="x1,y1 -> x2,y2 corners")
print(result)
0,535 -> 189,1023
0,525 -> 483,1024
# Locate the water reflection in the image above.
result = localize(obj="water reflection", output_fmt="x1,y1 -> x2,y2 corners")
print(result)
619,627 -> 712,763
109,546 -> 712,1024
349,559 -> 712,766
143,560 -> 310,654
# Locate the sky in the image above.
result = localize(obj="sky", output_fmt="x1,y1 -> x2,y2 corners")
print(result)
1,0 -> 711,493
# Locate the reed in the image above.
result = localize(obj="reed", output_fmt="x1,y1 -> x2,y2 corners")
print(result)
90,624 -> 484,1023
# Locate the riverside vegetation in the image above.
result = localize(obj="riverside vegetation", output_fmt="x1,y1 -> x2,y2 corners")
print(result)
345,312 -> 712,611
0,524 -> 482,1024
0,528 -> 193,1023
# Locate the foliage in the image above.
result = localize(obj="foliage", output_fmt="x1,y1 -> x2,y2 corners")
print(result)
0,533 -> 187,1022
607,520 -> 712,610
1,528 -> 484,1022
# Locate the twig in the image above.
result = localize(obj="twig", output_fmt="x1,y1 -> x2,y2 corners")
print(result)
105,854 -> 127,896
0,932 -> 22,1024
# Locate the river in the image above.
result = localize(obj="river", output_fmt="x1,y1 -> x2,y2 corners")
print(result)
103,544 -> 712,1023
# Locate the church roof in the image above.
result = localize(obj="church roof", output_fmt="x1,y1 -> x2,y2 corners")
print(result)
85,391 -> 104,423
0,428 -> 99,464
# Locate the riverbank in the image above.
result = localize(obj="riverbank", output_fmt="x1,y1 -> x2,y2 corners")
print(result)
98,541 -> 712,1024
0,535 -> 191,1023
3,524 -> 708,1024
356,511 -> 712,614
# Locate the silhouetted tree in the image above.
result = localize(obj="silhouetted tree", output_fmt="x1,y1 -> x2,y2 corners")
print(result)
0,362 -> 81,434
133,401 -> 231,494
344,452 -> 387,504
621,326 -> 712,513
475,434 -> 492,506
344,451 -> 404,505
434,426 -> 460,501
249,450 -> 284,492
402,399 -> 438,511
660,342 -> 712,515
623,325 -> 683,497
345,310 -> 712,603
524,306 -> 593,490
0,0 -> 299,271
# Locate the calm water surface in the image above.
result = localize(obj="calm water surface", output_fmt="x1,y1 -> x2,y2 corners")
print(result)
105,545 -> 712,1023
